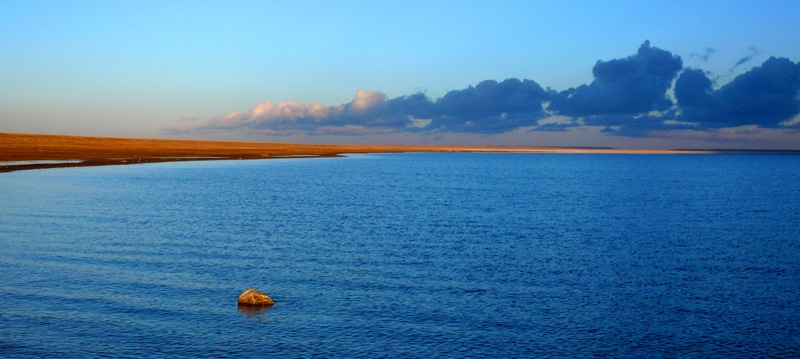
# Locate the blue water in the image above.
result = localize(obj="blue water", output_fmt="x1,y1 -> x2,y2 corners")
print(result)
1,153 -> 799,358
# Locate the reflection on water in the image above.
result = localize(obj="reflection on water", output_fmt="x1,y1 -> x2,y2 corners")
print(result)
237,304 -> 273,318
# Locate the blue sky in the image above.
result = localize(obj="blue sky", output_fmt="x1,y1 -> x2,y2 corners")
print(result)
2,1 -> 799,149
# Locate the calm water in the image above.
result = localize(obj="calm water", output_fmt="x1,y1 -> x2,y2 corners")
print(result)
1,153 -> 799,358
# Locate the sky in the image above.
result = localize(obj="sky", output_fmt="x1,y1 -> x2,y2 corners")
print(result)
2,1 -> 800,149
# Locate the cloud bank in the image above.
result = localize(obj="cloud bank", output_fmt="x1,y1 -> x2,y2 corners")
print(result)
167,79 -> 549,136
166,41 -> 800,145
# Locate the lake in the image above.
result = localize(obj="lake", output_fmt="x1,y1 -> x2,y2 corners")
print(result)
1,153 -> 799,358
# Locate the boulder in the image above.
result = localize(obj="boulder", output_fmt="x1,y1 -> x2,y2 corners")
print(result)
238,289 -> 274,306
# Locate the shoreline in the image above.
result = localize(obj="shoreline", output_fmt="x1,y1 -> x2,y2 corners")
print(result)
0,132 -> 778,173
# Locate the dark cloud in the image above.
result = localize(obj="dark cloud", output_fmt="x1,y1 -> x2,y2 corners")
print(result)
675,57 -> 800,128
422,79 -> 549,133
569,55 -> 800,138
548,41 -> 682,117
582,111 -> 698,137
528,122 -> 582,132
343,78 -> 551,134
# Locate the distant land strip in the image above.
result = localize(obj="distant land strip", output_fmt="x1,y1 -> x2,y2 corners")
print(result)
0,132 -> 776,173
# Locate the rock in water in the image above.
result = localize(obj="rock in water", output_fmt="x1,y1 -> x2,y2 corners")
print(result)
238,289 -> 274,306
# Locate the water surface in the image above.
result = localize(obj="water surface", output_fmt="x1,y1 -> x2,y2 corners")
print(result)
1,153 -> 799,357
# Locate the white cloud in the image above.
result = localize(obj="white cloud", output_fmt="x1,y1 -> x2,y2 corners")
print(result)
351,89 -> 386,113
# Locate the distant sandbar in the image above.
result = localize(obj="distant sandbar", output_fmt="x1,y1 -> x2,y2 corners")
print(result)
0,132 -> 723,173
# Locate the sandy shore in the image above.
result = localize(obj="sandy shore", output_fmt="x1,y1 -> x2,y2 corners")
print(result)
1,133 -> 713,173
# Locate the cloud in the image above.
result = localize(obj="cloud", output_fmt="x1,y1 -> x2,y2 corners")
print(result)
169,78 -> 549,135
528,122 -> 582,132
583,111 -> 699,137
547,40 -> 682,117
177,89 -> 403,135
733,46 -> 760,68
690,48 -> 715,62
568,54 -> 800,138
675,57 -> 800,128
423,78 -> 549,133
166,41 -> 800,146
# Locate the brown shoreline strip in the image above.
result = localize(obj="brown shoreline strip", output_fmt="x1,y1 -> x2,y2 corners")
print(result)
1,132 -> 716,173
